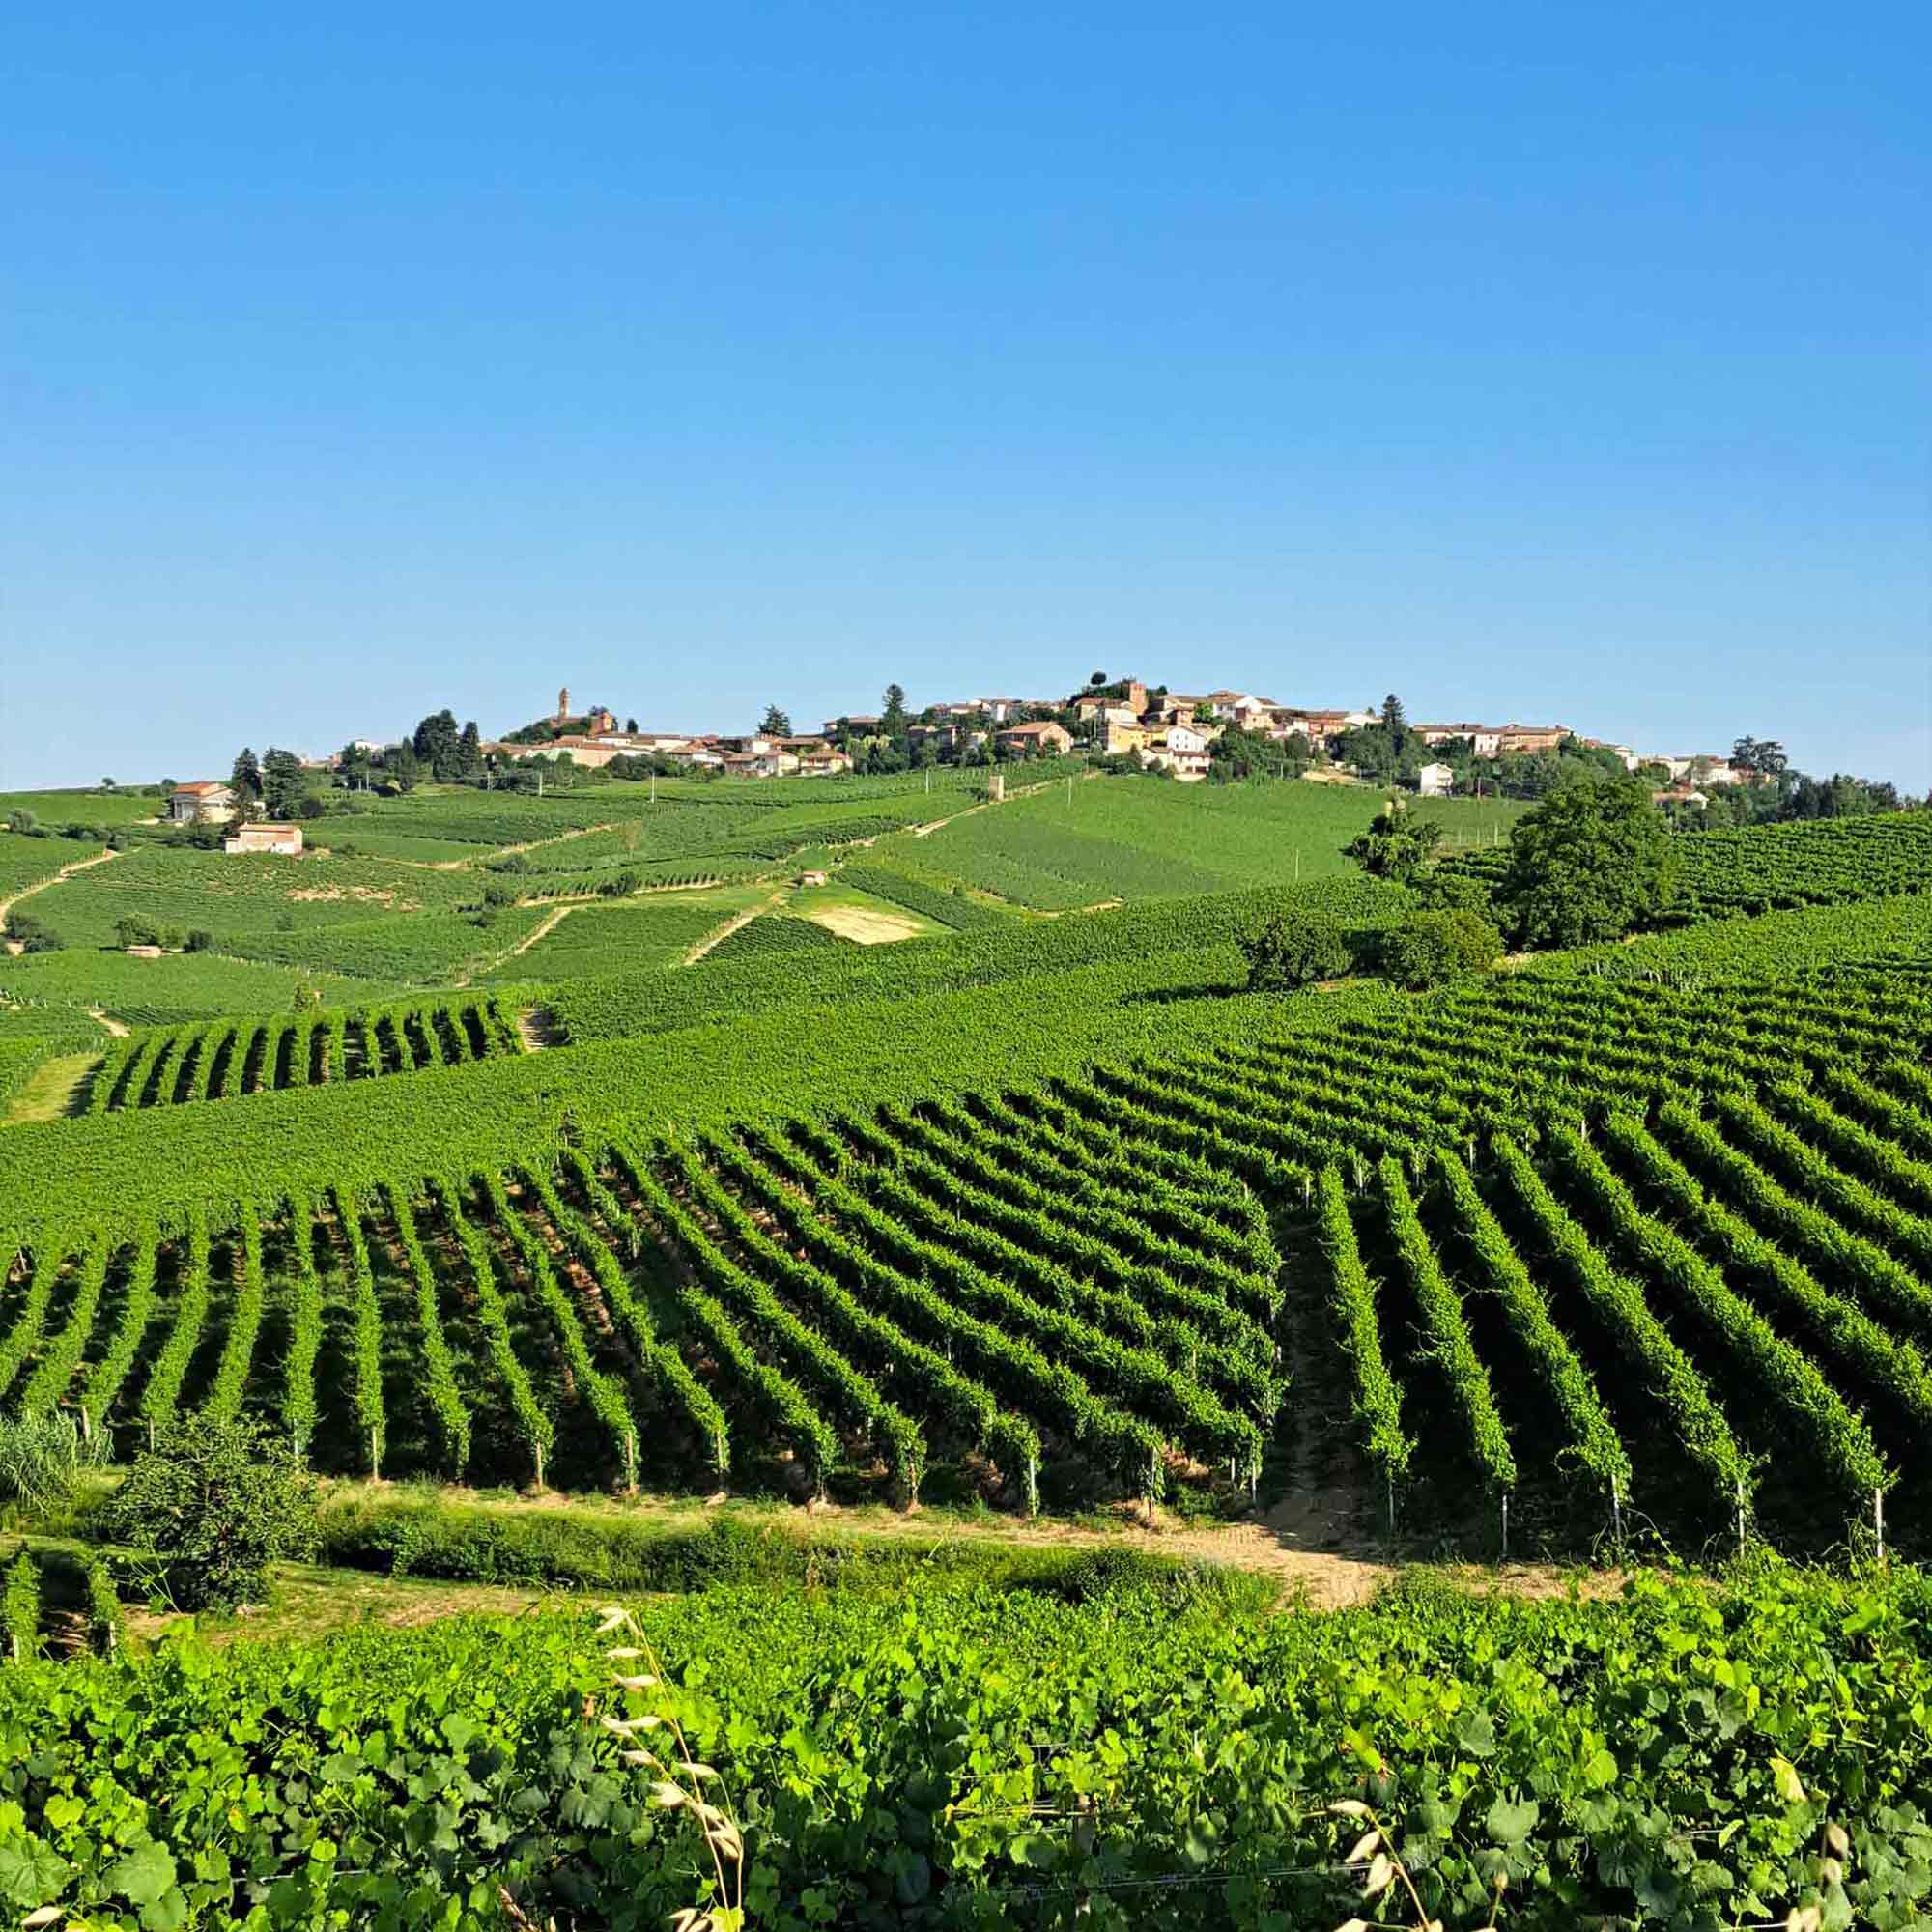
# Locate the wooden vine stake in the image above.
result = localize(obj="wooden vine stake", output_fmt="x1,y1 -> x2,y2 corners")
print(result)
1500,1492 -> 1510,1563
1875,1486 -> 1886,1565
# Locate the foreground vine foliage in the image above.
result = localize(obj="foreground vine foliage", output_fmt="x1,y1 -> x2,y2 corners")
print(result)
0,1565 -> 1921,1927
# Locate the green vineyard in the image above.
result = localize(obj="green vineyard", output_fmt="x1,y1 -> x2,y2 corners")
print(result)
1444,807 -> 1932,924
6,949 -> 1929,1554
79,992 -> 523,1113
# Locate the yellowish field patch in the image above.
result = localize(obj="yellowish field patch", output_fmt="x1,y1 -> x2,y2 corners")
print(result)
806,903 -> 924,945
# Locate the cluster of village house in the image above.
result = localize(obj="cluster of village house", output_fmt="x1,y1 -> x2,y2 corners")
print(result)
161,682 -> 1750,838
474,683 -> 1745,792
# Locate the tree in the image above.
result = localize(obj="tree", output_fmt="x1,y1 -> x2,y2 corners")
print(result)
5,810 -> 40,837
1344,795 -> 1443,882
337,743 -> 372,790
1732,735 -> 1789,781
1089,670 -> 1108,688
99,1415 -> 318,1610
881,683 -> 909,734
230,748 -> 262,805
99,776 -> 116,791
760,704 -> 793,736
1382,693 -> 1408,752
458,720 -> 484,777
1238,904 -> 1352,991
386,742 -> 422,793
1494,777 -> 1677,949
625,716 -> 639,733
260,747 -> 306,820
412,709 -> 462,780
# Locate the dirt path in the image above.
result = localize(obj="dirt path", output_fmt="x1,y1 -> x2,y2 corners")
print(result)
515,1006 -> 559,1052
321,1483 -> 1611,1612
681,887 -> 786,967
906,771 -> 1088,840
0,844 -> 120,926
452,903 -> 578,987
419,821 -> 619,872
87,1008 -> 129,1037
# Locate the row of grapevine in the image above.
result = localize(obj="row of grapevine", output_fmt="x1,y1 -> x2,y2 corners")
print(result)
83,993 -> 520,1115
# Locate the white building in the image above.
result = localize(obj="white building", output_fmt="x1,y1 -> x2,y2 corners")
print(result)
1417,761 -> 1455,798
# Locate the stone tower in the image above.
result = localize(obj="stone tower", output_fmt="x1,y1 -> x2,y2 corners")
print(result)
557,686 -> 570,724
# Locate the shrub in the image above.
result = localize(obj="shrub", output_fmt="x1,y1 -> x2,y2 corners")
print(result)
2,913 -> 63,954
99,1414 -> 318,1610
5,810 -> 42,837
183,928 -> 215,952
1376,908 -> 1503,989
1238,906 -> 1352,991
113,914 -> 165,950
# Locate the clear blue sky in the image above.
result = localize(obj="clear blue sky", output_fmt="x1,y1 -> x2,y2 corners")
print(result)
3,3 -> 1926,790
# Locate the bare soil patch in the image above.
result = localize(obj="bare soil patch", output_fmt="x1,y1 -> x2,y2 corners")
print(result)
807,904 -> 923,945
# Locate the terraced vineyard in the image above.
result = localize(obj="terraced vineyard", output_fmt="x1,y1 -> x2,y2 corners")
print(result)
81,991 -> 523,1113
4,952 -> 1928,1554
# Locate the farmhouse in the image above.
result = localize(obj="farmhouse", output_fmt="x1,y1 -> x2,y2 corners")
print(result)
168,781 -> 236,824
1416,761 -> 1455,798
224,822 -> 303,855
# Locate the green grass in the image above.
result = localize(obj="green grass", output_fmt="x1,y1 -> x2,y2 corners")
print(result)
0,788 -> 168,835
25,846 -> 478,949
873,774 -> 1522,908
480,884 -> 770,982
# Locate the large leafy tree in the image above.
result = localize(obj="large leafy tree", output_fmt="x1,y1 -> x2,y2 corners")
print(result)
1732,734 -> 1789,780
881,683 -> 909,735
1344,794 -> 1442,882
230,747 -> 262,804
1495,777 -> 1677,949
412,709 -> 462,778
760,704 -> 792,736
260,747 -> 307,820
1238,904 -> 1351,991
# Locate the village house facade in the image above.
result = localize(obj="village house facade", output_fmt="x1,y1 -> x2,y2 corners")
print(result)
168,781 -> 237,824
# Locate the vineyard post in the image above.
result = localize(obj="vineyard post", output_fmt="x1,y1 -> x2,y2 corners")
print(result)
1386,1475 -> 1396,1540
1500,1492 -> 1509,1562
1875,1487 -> 1886,1564
1610,1476 -> 1623,1547
1735,1476 -> 1747,1559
